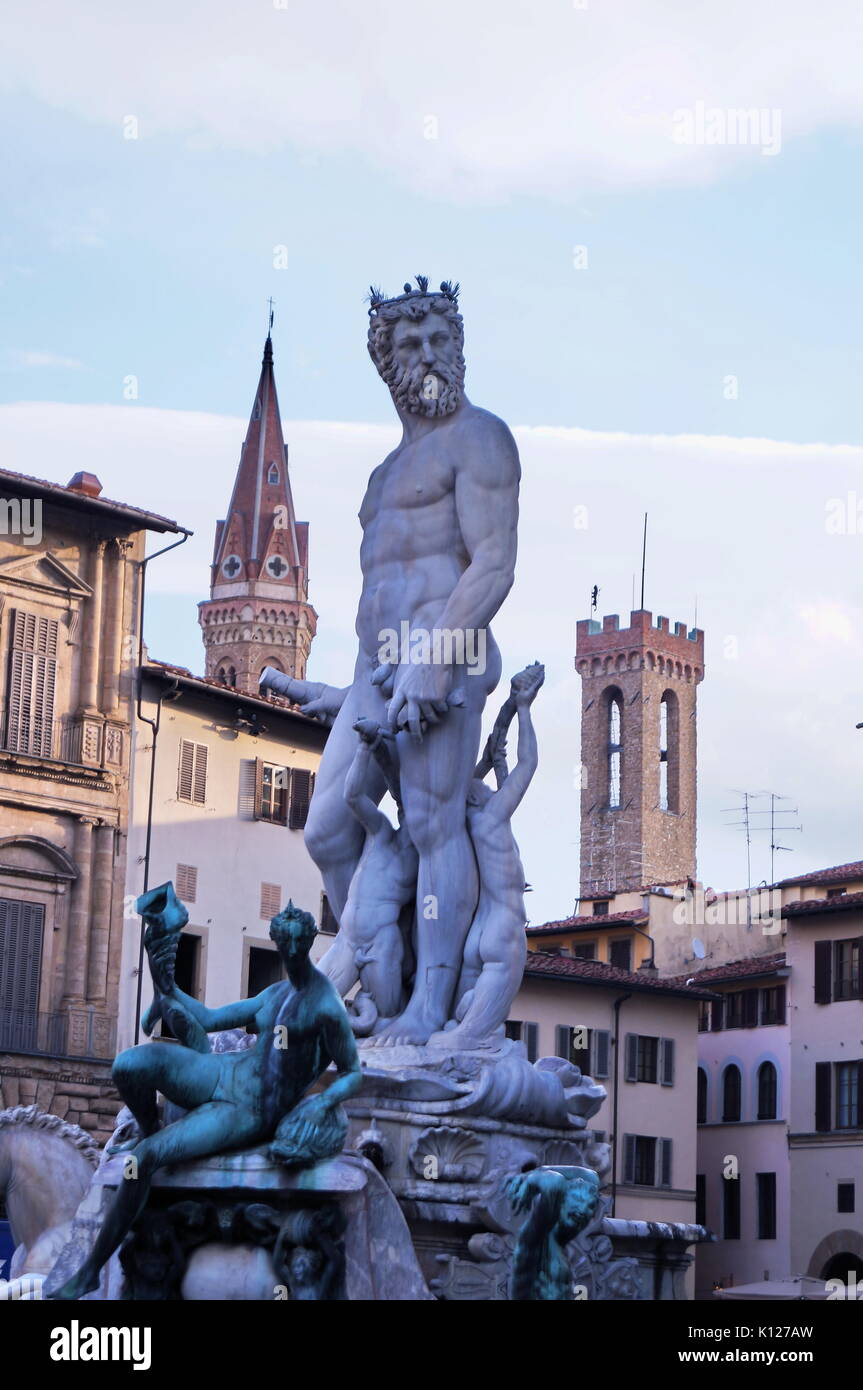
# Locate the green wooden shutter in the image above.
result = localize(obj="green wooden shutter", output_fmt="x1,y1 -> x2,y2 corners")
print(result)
524,1022 -> 539,1064
592,1028 -> 610,1079
658,1138 -> 672,1188
743,989 -> 759,1028
814,940 -> 832,1004
192,743 -> 208,804
622,1134 -> 636,1184
624,1033 -> 638,1082
178,740 -> 195,801
814,1061 -> 832,1132
711,997 -> 724,1031
660,1037 -> 675,1086
0,897 -> 45,1013
5,610 -> 58,757
289,768 -> 314,829
554,1024 -> 570,1060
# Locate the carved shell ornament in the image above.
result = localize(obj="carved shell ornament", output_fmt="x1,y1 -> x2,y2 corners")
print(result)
409,1126 -> 486,1182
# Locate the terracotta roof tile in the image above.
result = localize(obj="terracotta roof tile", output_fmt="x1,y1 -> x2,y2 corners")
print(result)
523,950 -> 718,1000
144,661 -> 323,727
0,466 -> 181,533
668,952 -> 787,986
776,860 -> 863,888
783,891 -> 863,918
527,910 -> 649,935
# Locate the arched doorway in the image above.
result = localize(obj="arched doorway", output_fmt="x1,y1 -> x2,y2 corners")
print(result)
822,1252 -> 863,1282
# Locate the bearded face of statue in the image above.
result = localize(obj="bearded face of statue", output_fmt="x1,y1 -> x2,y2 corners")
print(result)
369,300 -> 466,418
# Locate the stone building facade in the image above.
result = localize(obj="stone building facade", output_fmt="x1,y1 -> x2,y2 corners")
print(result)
0,466 -> 182,1142
576,609 -> 704,898
120,662 -> 328,1052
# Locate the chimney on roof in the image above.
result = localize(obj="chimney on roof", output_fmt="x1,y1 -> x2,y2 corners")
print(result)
67,472 -> 103,497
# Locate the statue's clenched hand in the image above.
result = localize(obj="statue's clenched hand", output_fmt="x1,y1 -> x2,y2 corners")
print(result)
386,663 -> 453,740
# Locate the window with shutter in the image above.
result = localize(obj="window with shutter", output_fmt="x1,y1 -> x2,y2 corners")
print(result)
633,1135 -> 656,1185
175,864 -> 198,904
622,1134 -> 636,1185
192,743 -> 208,804
636,1034 -> 659,1083
506,1019 -> 539,1063
743,989 -> 759,1028
711,997 -> 725,1031
319,894 -> 338,935
238,759 -> 259,819
760,984 -> 786,1025
0,898 -> 45,1049
591,1029 -> 610,1079
833,939 -> 862,1002
697,1067 -> 708,1124
835,1060 -> 863,1130
624,1033 -> 638,1082
660,1037 -> 675,1086
815,1061 -> 832,1132
4,610 -> 58,757
288,768 -> 314,829
658,1138 -> 672,1188
260,882 -> 282,920
259,763 -> 289,824
814,940 -> 832,1005
554,1024 -> 570,1060
177,740 -> 208,805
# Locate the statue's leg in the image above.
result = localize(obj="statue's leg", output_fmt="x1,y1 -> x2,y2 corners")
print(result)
372,665 -> 495,1044
359,919 -> 404,1019
107,1042 -> 218,1152
430,904 -> 526,1050
304,676 -> 388,919
49,1101 -> 259,1300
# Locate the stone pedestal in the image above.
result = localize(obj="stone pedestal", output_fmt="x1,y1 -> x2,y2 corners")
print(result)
43,1141 -> 431,1301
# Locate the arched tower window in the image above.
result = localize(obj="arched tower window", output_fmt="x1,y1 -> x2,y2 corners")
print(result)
217,665 -> 237,688
267,462 -> 279,485
757,1061 -> 777,1120
722,1064 -> 742,1122
659,690 -> 679,813
607,689 -> 622,809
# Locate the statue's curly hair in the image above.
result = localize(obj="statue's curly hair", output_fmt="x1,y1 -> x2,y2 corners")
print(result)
269,899 -> 317,942
367,281 -> 465,391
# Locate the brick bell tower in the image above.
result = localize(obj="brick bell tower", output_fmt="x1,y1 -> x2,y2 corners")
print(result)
575,609 -> 705,898
198,333 -> 317,694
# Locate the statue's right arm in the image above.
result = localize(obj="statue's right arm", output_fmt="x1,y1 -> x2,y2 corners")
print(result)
259,669 -> 348,724
170,986 -> 260,1033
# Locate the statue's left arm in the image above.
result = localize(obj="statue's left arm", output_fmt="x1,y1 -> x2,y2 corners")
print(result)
321,1011 -> 363,1107
440,413 -> 520,634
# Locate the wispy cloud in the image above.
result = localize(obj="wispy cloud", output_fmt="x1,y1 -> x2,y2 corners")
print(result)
8,350 -> 84,370
3,1 -> 863,201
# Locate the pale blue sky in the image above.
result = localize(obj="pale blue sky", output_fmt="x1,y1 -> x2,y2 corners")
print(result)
2,0 -> 863,916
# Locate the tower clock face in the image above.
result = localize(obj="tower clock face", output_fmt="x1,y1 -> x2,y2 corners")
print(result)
222,554 -> 243,579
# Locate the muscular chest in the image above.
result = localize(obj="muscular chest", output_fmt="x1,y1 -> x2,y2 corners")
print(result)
360,438 -> 455,531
